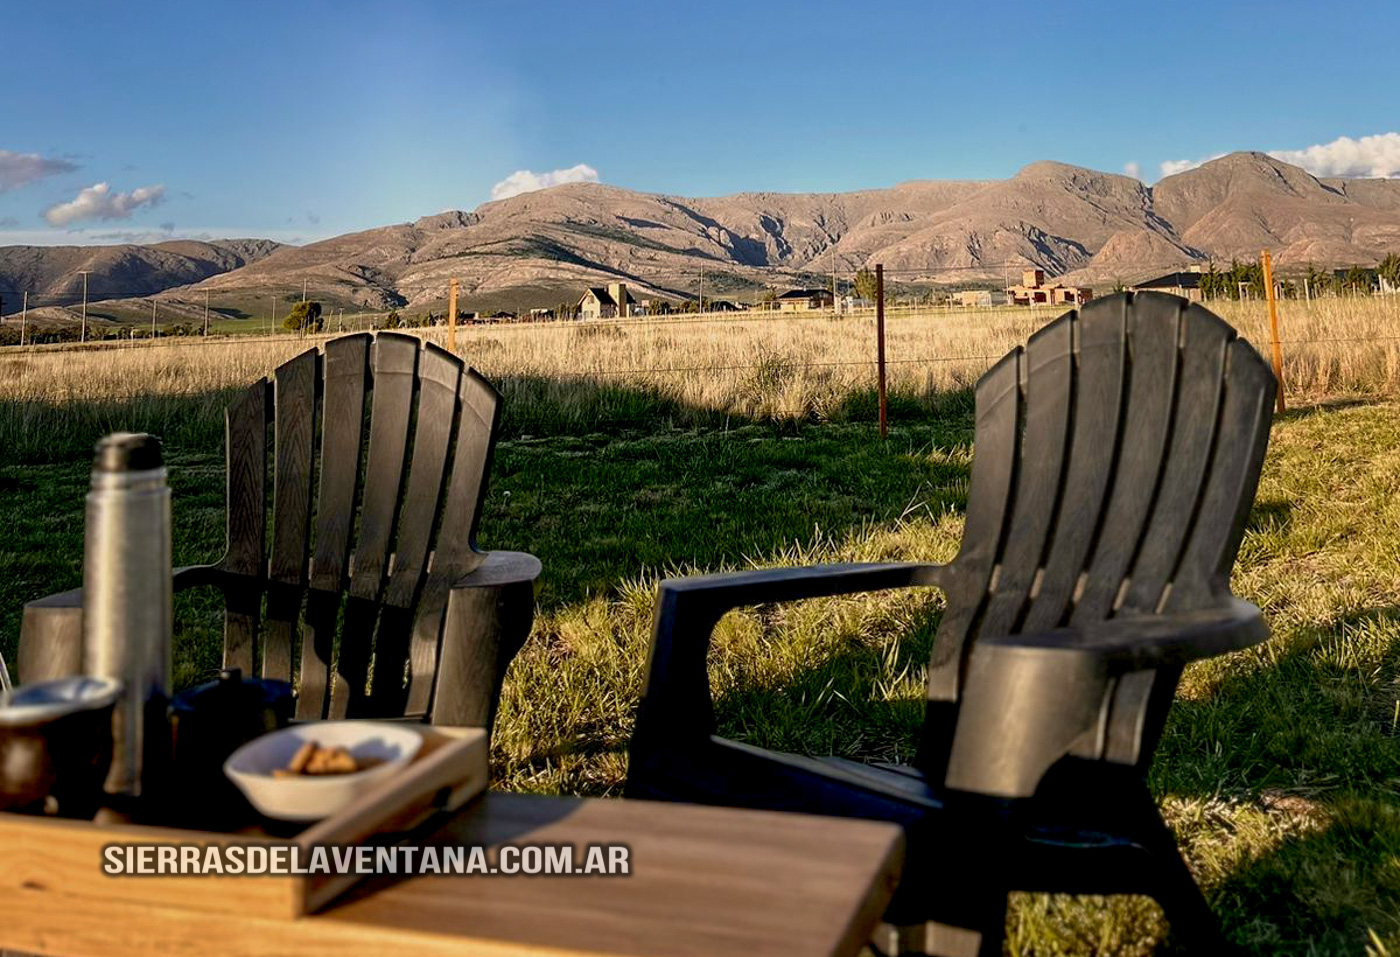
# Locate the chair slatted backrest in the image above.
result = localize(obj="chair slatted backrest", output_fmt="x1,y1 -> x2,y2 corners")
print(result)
919,293 -> 1276,773
217,332 -> 502,721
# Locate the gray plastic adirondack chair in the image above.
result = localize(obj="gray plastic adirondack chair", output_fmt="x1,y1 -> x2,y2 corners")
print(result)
626,292 -> 1276,957
21,332 -> 539,728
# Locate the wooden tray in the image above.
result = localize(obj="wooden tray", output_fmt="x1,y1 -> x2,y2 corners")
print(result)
0,725 -> 486,919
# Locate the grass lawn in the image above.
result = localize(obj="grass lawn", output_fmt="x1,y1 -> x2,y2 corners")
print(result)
1,395 -> 1397,955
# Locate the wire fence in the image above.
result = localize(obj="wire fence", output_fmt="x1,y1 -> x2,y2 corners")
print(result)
5,262 -> 1400,422
2,256 -> 1396,340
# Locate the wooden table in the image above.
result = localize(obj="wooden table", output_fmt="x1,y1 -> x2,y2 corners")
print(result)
0,792 -> 904,957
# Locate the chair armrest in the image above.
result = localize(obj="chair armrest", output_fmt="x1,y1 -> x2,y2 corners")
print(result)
18,565 -> 220,682
978,597 -> 1267,672
635,562 -> 950,749
945,598 -> 1268,799
421,551 -> 542,726
447,550 -> 542,591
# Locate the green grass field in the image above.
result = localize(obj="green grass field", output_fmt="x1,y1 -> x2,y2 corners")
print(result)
1,384 -> 1397,955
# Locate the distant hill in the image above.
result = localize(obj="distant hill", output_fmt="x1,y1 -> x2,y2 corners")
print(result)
10,151 -> 1400,318
0,238 -> 283,308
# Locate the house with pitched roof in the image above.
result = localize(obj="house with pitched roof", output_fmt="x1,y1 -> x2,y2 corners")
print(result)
775,289 -> 835,312
578,282 -> 637,319
1130,268 -> 1204,302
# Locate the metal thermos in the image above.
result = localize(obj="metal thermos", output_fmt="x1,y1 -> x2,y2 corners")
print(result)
82,432 -> 172,798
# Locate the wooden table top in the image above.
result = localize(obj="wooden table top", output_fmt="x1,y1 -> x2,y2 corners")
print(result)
0,792 -> 904,957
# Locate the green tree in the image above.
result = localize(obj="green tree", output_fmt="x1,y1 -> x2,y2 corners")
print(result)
854,267 -> 878,301
1343,265 -> 1371,295
1223,258 -> 1265,300
1199,262 -> 1225,300
1379,253 -> 1400,292
1304,263 -> 1331,297
283,300 -> 323,332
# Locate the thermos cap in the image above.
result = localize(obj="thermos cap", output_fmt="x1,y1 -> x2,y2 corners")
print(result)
93,432 -> 164,473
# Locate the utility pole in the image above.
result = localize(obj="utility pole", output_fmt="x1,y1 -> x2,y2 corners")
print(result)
151,298 -> 157,338
302,278 -> 308,303
448,278 -> 459,353
825,198 -> 837,315
20,291 -> 27,347
78,270 -> 91,342
698,266 -> 704,314
267,295 -> 274,336
203,288 -> 210,336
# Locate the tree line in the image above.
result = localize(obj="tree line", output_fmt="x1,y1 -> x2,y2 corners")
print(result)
1196,254 -> 1400,300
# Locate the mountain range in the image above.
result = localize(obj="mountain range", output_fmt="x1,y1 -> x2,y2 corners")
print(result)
6,151 -> 1400,321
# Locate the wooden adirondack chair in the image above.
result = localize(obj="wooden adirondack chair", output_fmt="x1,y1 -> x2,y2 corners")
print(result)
626,293 -> 1276,956
20,332 -> 539,728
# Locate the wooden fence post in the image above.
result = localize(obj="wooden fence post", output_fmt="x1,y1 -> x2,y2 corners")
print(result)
876,263 -> 887,438
1260,249 -> 1287,413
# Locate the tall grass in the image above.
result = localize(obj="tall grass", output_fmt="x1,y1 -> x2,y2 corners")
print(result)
3,295 -> 1398,462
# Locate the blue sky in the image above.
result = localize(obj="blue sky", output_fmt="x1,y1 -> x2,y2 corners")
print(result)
3,0 -> 1398,246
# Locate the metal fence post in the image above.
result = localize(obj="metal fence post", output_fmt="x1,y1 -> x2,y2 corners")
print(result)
876,263 -> 887,438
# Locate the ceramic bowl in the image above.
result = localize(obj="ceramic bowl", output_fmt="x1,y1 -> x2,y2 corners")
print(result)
223,721 -> 422,822
0,676 -> 121,817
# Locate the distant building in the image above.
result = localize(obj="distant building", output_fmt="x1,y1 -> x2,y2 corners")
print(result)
1334,267 -> 1378,293
951,290 -> 996,308
706,299 -> 741,312
776,289 -> 835,312
1130,267 -> 1204,302
578,282 -> 637,319
1007,269 -> 1092,306
528,307 -> 555,320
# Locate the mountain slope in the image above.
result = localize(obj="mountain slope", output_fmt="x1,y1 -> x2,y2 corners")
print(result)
1151,152 -> 1400,267
12,151 -> 1400,317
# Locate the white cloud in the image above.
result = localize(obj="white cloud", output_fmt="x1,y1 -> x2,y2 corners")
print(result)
1156,133 -> 1400,182
43,182 -> 166,226
0,149 -> 78,191
490,163 -> 599,200
1269,132 -> 1400,178
1159,156 -> 1221,178
1123,161 -> 1141,180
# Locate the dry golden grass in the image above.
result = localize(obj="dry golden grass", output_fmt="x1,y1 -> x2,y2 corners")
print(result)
2,295 -> 1397,460
6,295 -> 1399,403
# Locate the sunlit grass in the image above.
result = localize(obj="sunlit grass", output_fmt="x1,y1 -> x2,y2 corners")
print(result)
2,300 -> 1398,953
